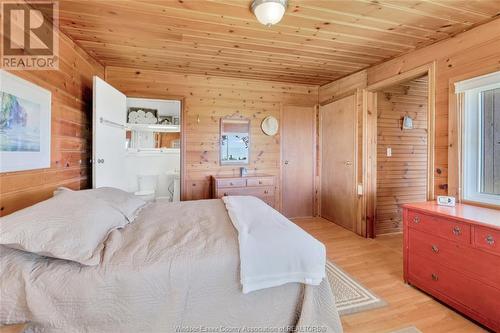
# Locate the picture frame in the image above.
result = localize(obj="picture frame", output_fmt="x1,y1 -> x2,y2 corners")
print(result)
402,115 -> 414,130
0,70 -> 52,172
159,115 -> 173,125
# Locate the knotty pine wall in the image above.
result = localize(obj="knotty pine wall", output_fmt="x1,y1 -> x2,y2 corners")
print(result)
320,18 -> 500,199
376,76 -> 428,235
0,34 -> 105,217
106,67 -> 318,206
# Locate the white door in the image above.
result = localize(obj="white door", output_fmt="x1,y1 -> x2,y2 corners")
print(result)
92,76 -> 127,189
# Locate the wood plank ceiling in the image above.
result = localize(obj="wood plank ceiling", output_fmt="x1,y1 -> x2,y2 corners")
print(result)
58,0 -> 500,85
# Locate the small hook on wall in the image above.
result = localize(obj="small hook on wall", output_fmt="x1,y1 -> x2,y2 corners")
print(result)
197,114 -> 200,123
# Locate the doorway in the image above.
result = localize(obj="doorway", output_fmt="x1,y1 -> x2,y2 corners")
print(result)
92,77 -> 183,202
375,75 -> 429,235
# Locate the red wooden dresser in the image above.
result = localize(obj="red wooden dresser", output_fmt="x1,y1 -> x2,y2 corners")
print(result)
403,202 -> 500,332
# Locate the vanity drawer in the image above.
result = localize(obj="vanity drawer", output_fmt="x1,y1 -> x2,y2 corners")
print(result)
407,210 -> 471,244
216,186 -> 274,198
247,177 -> 274,187
474,226 -> 500,256
216,178 -> 247,188
409,229 -> 500,289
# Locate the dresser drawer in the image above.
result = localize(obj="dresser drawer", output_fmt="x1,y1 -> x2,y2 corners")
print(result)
474,226 -> 500,255
408,254 -> 500,329
216,178 -> 247,188
409,229 -> 500,289
247,177 -> 274,187
216,186 -> 274,198
407,210 -> 471,244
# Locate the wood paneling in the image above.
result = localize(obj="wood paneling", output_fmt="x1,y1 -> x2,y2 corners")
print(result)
376,76 -> 428,235
54,0 -> 500,85
320,18 -> 500,214
105,66 -> 318,205
0,34 -> 104,217
281,105 -> 315,218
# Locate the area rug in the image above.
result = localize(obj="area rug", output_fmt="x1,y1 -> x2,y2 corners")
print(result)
327,260 -> 387,315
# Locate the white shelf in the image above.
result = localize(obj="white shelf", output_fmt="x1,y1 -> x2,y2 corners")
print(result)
126,123 -> 180,132
126,148 -> 180,155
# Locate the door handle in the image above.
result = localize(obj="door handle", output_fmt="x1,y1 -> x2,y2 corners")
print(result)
284,160 -> 289,165
345,161 -> 352,167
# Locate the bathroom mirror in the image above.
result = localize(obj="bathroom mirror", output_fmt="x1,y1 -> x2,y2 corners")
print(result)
220,118 -> 250,165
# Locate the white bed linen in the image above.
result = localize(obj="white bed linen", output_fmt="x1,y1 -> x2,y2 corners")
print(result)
222,196 -> 326,293
0,199 -> 342,333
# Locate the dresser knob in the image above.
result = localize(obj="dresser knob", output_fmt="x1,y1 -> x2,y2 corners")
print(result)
431,273 -> 439,281
486,235 -> 495,246
229,182 -> 233,186
431,245 -> 439,253
259,181 -> 262,184
264,190 -> 268,194
452,226 -> 461,236
413,216 -> 420,224
223,193 -> 228,196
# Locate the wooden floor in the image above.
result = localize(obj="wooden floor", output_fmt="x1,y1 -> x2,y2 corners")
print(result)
294,217 -> 488,333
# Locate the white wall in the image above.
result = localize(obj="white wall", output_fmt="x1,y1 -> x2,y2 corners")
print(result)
124,150 -> 180,199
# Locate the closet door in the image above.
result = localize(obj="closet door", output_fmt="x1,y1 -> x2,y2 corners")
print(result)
320,95 -> 357,230
92,76 -> 127,189
282,105 -> 315,218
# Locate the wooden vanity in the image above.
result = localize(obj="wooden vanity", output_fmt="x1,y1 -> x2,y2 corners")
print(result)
403,202 -> 500,332
211,175 -> 276,208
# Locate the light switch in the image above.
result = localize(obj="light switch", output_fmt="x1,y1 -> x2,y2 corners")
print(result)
357,184 -> 363,195
386,147 -> 392,157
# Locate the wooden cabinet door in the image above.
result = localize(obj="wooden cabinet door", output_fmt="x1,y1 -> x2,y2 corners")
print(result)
282,105 -> 315,218
320,95 -> 357,230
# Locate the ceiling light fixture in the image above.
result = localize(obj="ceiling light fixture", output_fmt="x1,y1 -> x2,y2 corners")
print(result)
251,0 -> 288,27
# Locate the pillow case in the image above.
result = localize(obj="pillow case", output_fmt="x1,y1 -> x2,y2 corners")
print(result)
0,190 -> 128,266
55,187 -> 146,222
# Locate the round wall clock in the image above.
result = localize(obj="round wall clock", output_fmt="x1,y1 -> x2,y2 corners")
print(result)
261,116 -> 279,136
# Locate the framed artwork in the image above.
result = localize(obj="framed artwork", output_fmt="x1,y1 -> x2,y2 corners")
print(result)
0,70 -> 51,172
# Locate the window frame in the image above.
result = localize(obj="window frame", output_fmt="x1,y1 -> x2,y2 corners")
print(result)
456,71 -> 500,207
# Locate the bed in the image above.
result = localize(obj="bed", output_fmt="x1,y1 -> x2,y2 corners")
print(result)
0,190 -> 342,332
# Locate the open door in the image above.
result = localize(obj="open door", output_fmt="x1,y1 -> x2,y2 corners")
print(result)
92,76 -> 127,189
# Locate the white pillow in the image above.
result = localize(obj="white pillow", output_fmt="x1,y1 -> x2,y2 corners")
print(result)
0,190 -> 128,265
54,187 -> 146,222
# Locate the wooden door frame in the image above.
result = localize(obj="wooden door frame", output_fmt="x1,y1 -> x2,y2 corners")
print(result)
363,62 -> 436,237
318,93 -> 360,233
280,103 -> 317,217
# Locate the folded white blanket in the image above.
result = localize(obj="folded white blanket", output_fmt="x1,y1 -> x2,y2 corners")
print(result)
222,196 -> 326,294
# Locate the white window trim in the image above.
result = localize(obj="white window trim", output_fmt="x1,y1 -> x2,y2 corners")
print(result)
456,71 -> 500,207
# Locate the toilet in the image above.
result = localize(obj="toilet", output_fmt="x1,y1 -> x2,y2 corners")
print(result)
134,174 -> 158,202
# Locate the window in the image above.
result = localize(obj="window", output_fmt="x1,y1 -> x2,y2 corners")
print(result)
455,71 -> 500,206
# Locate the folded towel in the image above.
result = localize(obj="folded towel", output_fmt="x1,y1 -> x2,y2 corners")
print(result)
222,196 -> 326,294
